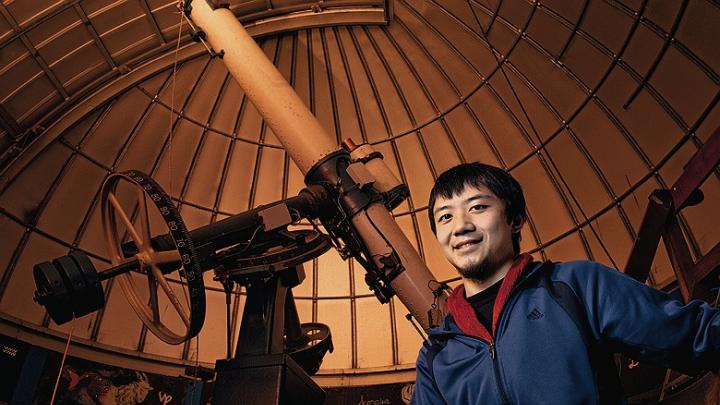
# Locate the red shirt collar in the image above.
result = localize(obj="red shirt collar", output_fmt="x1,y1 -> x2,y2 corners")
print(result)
446,253 -> 533,342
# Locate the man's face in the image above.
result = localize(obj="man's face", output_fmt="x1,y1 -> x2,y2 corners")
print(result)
432,184 -> 517,280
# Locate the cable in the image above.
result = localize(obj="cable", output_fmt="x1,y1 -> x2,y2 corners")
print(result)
50,316 -> 75,404
172,1 -> 201,373
427,279 -> 451,295
169,1 -> 185,200
405,313 -> 428,341
192,333 -> 200,393
237,224 -> 263,253
364,208 -> 394,252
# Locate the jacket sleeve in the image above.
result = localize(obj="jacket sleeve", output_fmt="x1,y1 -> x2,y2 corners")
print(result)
561,261 -> 720,374
411,342 -> 445,405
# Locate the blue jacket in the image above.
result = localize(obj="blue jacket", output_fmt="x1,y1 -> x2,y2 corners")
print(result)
411,259 -> 720,404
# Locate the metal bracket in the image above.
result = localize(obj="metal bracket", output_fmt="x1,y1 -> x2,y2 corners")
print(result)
259,203 -> 293,231
183,0 -> 193,16
206,0 -> 230,9
190,26 -> 207,42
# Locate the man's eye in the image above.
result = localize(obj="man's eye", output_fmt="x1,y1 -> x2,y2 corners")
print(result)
437,213 -> 451,223
470,204 -> 488,212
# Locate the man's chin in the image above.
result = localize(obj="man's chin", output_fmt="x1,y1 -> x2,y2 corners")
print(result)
456,262 -> 487,280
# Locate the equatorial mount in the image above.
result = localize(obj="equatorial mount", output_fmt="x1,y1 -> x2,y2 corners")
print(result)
31,136 -> 441,403
33,170 -> 336,374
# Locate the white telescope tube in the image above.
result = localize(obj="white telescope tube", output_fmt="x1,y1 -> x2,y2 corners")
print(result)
187,1 -> 445,329
187,1 -> 336,173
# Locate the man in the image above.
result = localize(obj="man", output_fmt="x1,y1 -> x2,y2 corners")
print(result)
411,162 -> 719,404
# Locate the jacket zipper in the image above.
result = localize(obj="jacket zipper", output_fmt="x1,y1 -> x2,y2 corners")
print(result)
439,262 -> 549,404
489,342 -> 511,405
487,264 -> 547,405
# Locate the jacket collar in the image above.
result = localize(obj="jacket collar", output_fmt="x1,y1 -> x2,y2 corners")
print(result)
445,253 -> 536,342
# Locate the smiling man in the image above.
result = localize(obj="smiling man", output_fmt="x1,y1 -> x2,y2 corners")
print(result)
411,162 -> 719,404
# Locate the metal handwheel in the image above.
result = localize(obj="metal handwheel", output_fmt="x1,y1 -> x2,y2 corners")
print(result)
101,170 -> 205,344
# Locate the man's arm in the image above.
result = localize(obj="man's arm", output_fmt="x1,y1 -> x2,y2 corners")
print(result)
560,261 -> 719,374
411,343 -> 446,405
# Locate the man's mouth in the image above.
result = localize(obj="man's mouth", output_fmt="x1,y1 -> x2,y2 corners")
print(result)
453,239 -> 482,251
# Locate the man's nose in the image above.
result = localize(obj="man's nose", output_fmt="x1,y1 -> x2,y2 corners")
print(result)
452,213 -> 474,235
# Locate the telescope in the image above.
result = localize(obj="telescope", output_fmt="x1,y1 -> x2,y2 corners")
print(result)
31,2 -> 448,403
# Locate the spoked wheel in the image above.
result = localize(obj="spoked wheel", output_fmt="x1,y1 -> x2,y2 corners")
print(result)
101,170 -> 205,345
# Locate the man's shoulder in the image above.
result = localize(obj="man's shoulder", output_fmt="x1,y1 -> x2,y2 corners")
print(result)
524,259 -> 611,280
544,259 -> 642,292
549,259 -> 618,275
427,313 -> 461,336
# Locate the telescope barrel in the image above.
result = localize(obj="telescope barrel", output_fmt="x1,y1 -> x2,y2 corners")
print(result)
185,1 -> 447,329
185,1 -> 336,173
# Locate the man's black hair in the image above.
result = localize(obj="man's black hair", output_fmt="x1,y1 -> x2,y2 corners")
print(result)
428,162 -> 527,255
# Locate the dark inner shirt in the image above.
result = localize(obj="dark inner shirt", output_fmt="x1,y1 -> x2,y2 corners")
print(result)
467,279 -> 502,332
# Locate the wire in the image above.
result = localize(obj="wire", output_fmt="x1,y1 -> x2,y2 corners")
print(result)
405,313 -> 428,341
364,208 -> 393,252
427,279 -> 451,295
177,2 -> 216,57
225,282 -> 233,359
172,1 -> 202,375
192,334 -> 200,392
50,316 -> 75,404
235,224 -> 264,254
169,1 -> 185,200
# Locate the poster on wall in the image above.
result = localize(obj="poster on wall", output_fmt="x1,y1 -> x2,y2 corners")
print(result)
32,351 -> 203,405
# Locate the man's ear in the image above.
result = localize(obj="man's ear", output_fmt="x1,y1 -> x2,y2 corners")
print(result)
511,216 -> 525,233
